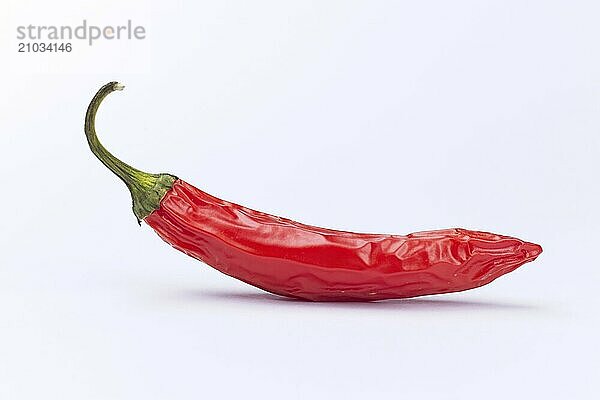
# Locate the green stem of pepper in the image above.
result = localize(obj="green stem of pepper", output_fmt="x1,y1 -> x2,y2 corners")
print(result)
84,82 -> 177,224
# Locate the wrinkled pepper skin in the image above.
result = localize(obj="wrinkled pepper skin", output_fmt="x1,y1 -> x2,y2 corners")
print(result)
145,180 -> 542,301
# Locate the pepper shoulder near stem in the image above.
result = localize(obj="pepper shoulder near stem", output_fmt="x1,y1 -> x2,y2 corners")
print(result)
84,81 -> 177,224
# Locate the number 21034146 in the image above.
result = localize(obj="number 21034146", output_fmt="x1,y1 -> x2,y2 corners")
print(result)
18,42 -> 72,53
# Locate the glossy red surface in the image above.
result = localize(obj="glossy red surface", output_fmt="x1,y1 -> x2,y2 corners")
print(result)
145,180 -> 542,301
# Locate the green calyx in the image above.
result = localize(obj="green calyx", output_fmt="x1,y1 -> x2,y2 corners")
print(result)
84,82 -> 177,224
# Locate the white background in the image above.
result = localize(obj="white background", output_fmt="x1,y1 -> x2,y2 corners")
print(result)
1,1 -> 599,398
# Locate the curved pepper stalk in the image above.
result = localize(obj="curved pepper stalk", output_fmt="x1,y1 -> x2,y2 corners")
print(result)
84,82 -> 177,223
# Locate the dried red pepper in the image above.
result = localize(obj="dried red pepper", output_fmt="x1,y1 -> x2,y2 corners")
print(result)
85,82 -> 542,301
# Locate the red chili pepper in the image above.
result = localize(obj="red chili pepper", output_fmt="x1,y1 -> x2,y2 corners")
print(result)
85,82 -> 542,302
